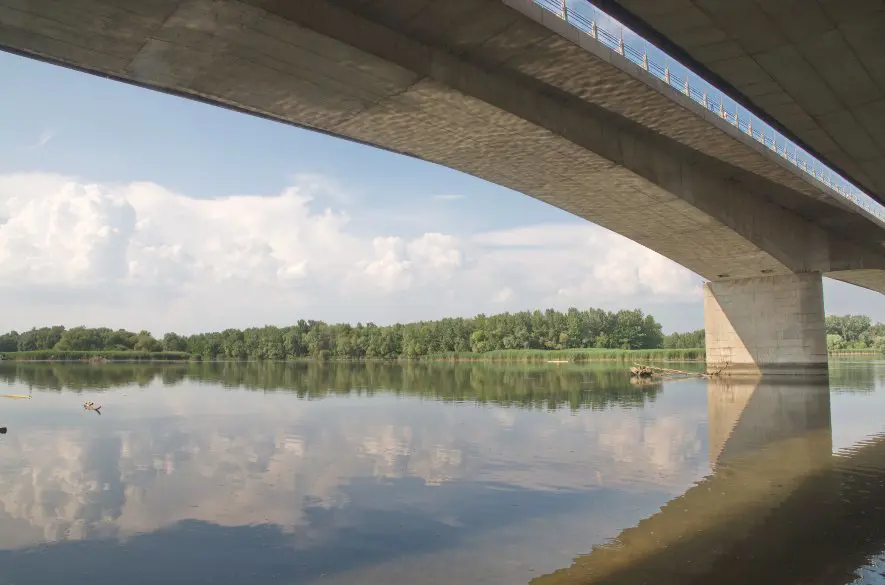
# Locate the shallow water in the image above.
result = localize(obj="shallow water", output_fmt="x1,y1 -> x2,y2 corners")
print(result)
1,360 -> 884,585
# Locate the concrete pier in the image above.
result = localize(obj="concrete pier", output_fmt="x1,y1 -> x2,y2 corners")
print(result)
704,273 -> 828,376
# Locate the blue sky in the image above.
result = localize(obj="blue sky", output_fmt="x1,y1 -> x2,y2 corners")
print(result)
0,50 -> 882,335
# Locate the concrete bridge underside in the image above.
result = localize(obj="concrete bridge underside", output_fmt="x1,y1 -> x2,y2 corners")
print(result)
2,0 -> 885,374
609,0 -> 885,206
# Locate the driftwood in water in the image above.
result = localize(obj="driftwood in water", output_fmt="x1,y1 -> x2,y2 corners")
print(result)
83,401 -> 102,415
630,366 -> 656,378
630,363 -> 720,379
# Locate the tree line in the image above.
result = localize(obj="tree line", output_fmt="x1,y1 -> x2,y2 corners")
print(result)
661,315 -> 885,352
1,311 -> 877,361
0,308 -> 675,360
825,314 -> 885,351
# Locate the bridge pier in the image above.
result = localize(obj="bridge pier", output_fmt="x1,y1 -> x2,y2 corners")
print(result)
704,273 -> 828,376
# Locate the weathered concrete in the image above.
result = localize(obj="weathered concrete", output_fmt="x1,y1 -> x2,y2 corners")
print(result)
704,273 -> 827,376
2,0 -> 885,328
612,0 -> 885,205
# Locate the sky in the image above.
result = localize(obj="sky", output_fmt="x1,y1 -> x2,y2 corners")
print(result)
0,50 -> 883,335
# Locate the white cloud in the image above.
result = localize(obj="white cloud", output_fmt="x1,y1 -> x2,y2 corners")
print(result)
493,287 -> 514,303
0,173 -> 701,333
25,129 -> 54,150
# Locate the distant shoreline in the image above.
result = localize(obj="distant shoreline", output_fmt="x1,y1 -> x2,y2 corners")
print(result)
0,348 -> 704,364
1,347 -> 879,364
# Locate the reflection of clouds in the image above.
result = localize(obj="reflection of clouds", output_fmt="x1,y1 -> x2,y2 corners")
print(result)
0,430 -> 118,545
595,416 -> 703,479
492,408 -> 516,430
0,382 -> 709,550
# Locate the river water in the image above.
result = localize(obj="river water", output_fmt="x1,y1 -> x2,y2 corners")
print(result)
1,360 -> 884,585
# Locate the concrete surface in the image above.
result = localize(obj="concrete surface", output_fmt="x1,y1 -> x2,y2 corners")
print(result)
612,0 -> 885,205
1,1 -> 885,294
704,273 -> 828,376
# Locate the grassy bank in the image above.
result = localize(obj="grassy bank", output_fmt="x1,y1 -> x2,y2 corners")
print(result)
829,349 -> 885,356
5,347 -> 877,364
422,348 -> 705,363
0,350 -> 192,362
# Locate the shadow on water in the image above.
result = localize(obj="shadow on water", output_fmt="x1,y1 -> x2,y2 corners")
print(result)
0,361 -> 665,411
529,372 -> 885,585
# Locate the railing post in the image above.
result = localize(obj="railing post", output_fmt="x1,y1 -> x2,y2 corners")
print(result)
748,117 -> 752,137
719,100 -> 725,118
591,20 -> 597,39
617,30 -> 624,55
734,109 -> 739,127
703,90 -> 708,109
683,76 -> 689,95
561,0 -> 567,20
642,49 -> 648,71
664,66 -> 670,85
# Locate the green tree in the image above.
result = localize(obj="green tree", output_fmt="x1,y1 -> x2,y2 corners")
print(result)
827,334 -> 847,351
826,315 -> 872,344
162,332 -> 188,352
664,329 -> 705,349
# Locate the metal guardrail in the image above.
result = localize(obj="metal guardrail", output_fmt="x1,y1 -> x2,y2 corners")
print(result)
534,0 -> 885,222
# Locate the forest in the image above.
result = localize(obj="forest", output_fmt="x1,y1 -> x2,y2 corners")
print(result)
0,308 -> 678,360
825,314 -> 885,351
0,310 -> 876,361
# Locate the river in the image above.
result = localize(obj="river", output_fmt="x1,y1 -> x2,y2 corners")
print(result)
1,360 -> 884,585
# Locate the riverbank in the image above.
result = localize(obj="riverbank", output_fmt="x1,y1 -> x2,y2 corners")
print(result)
3,347 -> 881,363
829,349 -> 885,357
421,348 -> 705,362
0,348 -> 702,363
0,350 -> 191,362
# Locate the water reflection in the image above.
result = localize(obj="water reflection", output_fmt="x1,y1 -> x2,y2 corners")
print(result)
0,362 -> 883,584
0,362 -> 707,585
0,361 -> 662,410
533,373 -> 885,585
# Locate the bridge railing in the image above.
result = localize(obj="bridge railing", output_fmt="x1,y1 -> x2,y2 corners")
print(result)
533,0 -> 885,222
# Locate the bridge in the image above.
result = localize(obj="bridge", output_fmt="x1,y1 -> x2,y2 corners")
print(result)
530,376 -> 885,585
2,0 -> 885,374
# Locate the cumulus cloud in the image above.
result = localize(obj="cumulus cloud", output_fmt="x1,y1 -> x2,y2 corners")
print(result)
0,173 -> 701,333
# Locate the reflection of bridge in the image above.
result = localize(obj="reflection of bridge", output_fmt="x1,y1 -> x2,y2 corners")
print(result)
531,377 -> 885,585
2,0 -> 885,375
